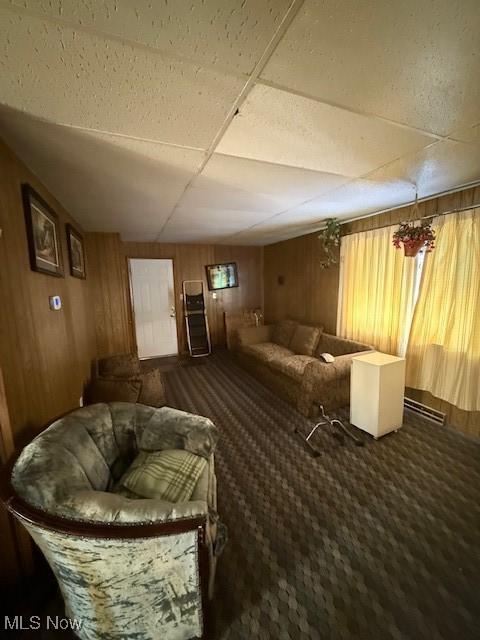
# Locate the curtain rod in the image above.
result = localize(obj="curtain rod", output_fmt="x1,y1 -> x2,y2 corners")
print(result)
341,202 -> 479,236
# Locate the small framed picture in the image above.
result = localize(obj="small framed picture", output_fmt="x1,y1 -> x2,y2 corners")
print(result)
66,224 -> 86,279
22,184 -> 63,277
205,262 -> 239,291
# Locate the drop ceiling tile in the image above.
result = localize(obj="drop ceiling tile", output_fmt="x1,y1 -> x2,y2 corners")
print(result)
216,85 -> 436,176
171,207 -> 272,226
369,139 -> 480,199
449,122 -> 480,144
91,133 -> 206,176
177,185 -> 287,213
284,179 -> 415,221
194,153 -> 351,208
158,227 -> 235,244
0,6 -> 244,148
0,105 -> 204,233
261,0 -> 480,136
230,221 -> 310,246
8,0 -> 292,74
121,232 -> 159,242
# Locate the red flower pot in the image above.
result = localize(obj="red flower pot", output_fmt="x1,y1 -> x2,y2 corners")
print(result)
403,239 -> 424,257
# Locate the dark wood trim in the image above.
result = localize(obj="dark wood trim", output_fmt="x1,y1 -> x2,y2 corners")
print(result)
1,445 -> 209,539
4,490 -> 207,539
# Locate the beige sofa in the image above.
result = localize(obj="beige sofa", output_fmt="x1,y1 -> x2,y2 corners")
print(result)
237,320 -> 372,417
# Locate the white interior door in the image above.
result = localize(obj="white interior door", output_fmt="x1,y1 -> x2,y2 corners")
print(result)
129,259 -> 178,359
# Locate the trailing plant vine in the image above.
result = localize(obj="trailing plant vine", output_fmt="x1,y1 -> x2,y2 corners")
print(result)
318,218 -> 341,268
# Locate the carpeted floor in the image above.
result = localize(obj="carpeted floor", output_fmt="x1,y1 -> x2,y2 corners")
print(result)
165,352 -> 480,640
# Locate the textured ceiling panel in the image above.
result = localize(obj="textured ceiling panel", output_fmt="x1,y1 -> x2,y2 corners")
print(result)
176,185 -> 286,214
0,106 -> 204,236
170,207 -> 271,226
158,226 -> 240,244
0,1 -> 479,246
216,85 -> 436,176
283,178 -> 415,221
0,6 -> 244,148
8,0 -> 292,74
230,221 -> 313,245
194,153 -> 351,208
449,122 -> 480,144
368,139 -> 480,199
261,0 -> 480,136
161,207 -> 271,241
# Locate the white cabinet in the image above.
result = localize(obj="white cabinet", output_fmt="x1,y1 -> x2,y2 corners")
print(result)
350,352 -> 405,439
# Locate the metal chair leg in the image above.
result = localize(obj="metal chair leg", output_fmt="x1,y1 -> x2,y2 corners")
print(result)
295,404 -> 364,453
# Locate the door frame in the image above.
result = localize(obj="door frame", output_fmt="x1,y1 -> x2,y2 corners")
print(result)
127,257 -> 180,360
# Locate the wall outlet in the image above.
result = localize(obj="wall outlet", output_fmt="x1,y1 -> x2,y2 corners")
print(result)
79,395 -> 84,407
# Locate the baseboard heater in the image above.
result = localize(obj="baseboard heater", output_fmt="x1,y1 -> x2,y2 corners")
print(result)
404,397 -> 446,426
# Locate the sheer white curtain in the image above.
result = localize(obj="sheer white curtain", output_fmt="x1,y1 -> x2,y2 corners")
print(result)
406,209 -> 480,411
337,225 -> 416,355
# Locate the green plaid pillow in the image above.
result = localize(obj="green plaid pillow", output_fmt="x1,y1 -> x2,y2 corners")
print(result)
120,449 -> 207,503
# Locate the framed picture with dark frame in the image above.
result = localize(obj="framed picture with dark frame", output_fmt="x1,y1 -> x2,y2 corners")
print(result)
66,224 -> 86,279
22,184 -> 63,277
205,262 -> 239,291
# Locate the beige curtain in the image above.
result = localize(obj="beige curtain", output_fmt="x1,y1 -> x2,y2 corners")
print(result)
337,225 -> 416,354
406,209 -> 480,411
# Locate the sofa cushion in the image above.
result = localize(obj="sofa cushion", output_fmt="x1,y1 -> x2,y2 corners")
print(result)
243,342 -> 294,364
98,354 -> 141,379
270,355 -> 317,382
271,320 -> 298,348
316,333 -> 372,357
138,369 -> 167,407
120,449 -> 207,502
290,324 -> 321,356
88,378 -> 142,404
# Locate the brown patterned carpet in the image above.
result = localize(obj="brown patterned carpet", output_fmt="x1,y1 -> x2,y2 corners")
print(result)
165,351 -> 480,640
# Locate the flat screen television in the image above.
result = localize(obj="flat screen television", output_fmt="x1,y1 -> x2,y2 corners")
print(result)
205,262 -> 239,291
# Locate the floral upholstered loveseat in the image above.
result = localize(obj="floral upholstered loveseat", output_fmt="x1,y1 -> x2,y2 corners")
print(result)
237,320 -> 373,417
7,402 -> 223,640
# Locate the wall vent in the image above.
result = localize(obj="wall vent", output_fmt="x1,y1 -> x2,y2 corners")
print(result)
404,397 -> 446,426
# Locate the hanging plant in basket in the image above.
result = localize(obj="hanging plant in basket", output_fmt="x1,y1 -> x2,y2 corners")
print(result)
318,218 -> 341,268
392,220 -> 436,257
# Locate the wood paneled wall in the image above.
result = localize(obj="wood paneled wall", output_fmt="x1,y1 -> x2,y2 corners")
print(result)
125,242 -> 263,354
0,138 -> 97,447
86,233 -> 134,357
0,138 -> 97,593
87,235 -> 263,357
264,185 -> 480,434
264,233 -> 339,334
